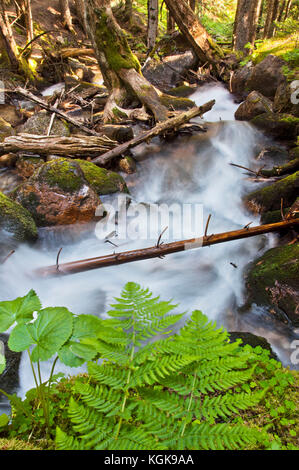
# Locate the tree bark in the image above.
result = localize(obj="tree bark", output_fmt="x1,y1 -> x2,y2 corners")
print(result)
0,1 -> 19,69
167,9 -> 175,34
35,219 -> 299,277
163,0 -> 223,71
264,0 -> 279,38
84,0 -> 169,123
189,0 -> 196,12
233,0 -> 262,53
147,0 -> 159,50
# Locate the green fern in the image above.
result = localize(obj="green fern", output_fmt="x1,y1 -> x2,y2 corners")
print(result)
56,282 -> 265,451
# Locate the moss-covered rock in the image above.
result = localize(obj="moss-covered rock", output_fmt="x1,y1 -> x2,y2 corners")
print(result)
235,91 -> 273,121
245,244 -> 299,326
251,113 -> 299,140
0,191 -> 38,242
20,111 -> 70,136
245,171 -> 299,214
13,160 -> 101,226
74,159 -> 128,195
0,117 -> 15,142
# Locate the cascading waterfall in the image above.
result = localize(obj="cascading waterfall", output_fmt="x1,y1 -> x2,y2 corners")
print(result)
0,83 -> 296,404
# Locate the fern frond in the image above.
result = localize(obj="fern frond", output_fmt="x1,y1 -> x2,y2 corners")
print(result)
55,427 -> 83,450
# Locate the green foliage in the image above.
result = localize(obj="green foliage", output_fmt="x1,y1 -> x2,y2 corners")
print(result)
56,283 -> 267,451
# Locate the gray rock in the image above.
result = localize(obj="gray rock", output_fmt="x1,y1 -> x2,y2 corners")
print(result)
235,91 -> 273,121
245,55 -> 286,99
0,333 -> 21,394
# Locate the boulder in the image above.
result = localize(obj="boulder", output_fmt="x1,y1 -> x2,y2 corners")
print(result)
231,63 -> 253,98
0,191 -> 38,242
228,332 -> 278,360
143,51 -> 198,92
19,111 -> 70,136
0,104 -> 22,127
15,156 -> 45,178
274,81 -> 299,118
245,55 -> 286,99
74,159 -> 129,195
251,113 -> 299,140
245,171 -> 299,214
0,170 -> 23,195
235,91 -> 273,121
245,244 -> 299,326
13,159 -> 101,226
117,156 -> 137,174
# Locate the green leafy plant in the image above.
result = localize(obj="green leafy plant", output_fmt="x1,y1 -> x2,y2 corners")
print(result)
55,282 -> 268,450
0,290 -> 105,436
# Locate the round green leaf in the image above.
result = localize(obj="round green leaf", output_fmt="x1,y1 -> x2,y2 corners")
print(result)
0,290 -> 41,331
30,307 -> 73,362
8,323 -> 34,352
70,342 -> 98,361
73,315 -> 103,340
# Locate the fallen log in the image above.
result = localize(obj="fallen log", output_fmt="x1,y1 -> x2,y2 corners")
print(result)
15,87 -> 102,137
92,100 -> 215,166
0,134 -> 117,157
34,219 -> 299,277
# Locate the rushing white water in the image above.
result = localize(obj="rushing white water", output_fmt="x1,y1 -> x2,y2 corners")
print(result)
0,83 -> 297,402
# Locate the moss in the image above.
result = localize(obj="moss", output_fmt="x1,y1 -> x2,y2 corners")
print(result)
246,244 -> 299,325
0,192 -> 38,242
0,438 -> 42,450
160,94 -> 195,111
34,160 -> 85,193
74,159 -> 129,195
95,10 -> 141,74
250,35 -> 298,65
245,171 -> 299,214
251,113 -> 299,140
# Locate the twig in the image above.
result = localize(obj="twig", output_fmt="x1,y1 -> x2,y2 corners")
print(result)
56,247 -> 63,272
1,250 -> 15,264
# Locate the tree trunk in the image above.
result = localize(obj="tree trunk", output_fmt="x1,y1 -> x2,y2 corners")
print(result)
84,0 -> 169,123
284,0 -> 293,20
124,0 -> 133,22
189,0 -> 196,11
163,0 -> 223,71
264,0 -> 279,38
147,0 -> 159,50
167,9 -> 175,34
233,0 -> 262,53
278,0 -> 286,21
60,0 -> 75,33
0,6 -> 19,69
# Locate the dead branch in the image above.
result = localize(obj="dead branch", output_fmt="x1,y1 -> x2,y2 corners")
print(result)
34,219 -> 299,277
92,100 -> 215,166
0,134 -> 117,157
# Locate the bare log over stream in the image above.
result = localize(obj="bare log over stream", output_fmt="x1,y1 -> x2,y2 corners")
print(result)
34,219 -> 299,277
0,134 -> 117,157
92,100 -> 215,166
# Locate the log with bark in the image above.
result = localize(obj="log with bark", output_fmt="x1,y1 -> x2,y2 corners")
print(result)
0,134 -> 117,157
91,100 -> 215,166
34,219 -> 299,277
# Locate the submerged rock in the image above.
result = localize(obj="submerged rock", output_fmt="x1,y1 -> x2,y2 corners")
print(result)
245,244 -> 299,326
19,111 -> 70,136
0,191 -> 38,242
251,113 -> 299,140
235,91 -> 273,121
13,159 -> 101,226
245,171 -> 299,214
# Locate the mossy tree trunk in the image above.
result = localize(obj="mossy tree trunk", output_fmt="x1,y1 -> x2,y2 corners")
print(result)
84,0 -> 169,123
163,0 -> 223,74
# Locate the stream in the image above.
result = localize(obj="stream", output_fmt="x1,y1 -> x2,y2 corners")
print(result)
0,83 -> 298,409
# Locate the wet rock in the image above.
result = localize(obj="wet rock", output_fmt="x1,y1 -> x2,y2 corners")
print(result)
15,156 -> 45,178
255,146 -> 289,163
251,112 -> 299,140
245,171 -> 299,214
143,52 -> 198,92
245,55 -> 286,99
0,333 -> 21,394
228,331 -> 278,360
13,159 -> 101,226
0,191 -> 38,243
19,110 -> 70,136
231,63 -> 253,98
245,244 -> 299,326
0,117 -> 15,142
274,81 -> 299,118
75,159 -> 129,195
235,91 -> 273,121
